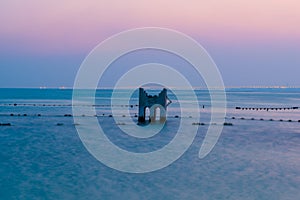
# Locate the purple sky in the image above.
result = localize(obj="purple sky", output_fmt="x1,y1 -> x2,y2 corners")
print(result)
1,0 -> 300,88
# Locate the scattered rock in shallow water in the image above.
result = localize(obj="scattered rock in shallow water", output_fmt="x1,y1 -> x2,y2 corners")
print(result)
223,122 -> 233,126
192,122 -> 205,125
0,123 -> 11,126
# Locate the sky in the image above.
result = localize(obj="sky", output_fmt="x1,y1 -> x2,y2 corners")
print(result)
0,0 -> 300,88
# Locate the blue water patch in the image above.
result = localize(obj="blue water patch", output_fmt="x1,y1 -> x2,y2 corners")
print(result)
0,88 -> 300,199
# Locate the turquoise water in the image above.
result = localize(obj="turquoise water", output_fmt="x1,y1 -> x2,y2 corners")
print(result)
0,88 -> 300,199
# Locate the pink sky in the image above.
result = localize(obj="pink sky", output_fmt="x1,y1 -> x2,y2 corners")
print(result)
1,0 -> 300,87
1,0 -> 300,54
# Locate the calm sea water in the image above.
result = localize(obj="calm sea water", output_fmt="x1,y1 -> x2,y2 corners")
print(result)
0,88 -> 300,199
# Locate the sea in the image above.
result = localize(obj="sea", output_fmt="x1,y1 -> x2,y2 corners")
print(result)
0,88 -> 300,200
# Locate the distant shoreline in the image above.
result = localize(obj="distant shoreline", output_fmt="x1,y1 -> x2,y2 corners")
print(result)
0,86 -> 300,89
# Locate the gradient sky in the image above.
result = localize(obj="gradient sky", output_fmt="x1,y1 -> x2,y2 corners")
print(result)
1,0 -> 300,88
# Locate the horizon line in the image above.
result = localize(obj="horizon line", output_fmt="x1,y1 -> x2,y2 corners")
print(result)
0,85 -> 300,90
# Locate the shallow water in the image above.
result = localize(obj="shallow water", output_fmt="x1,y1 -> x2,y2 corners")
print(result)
0,88 -> 300,199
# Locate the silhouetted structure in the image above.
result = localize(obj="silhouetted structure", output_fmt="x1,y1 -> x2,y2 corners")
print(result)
138,88 -> 171,124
